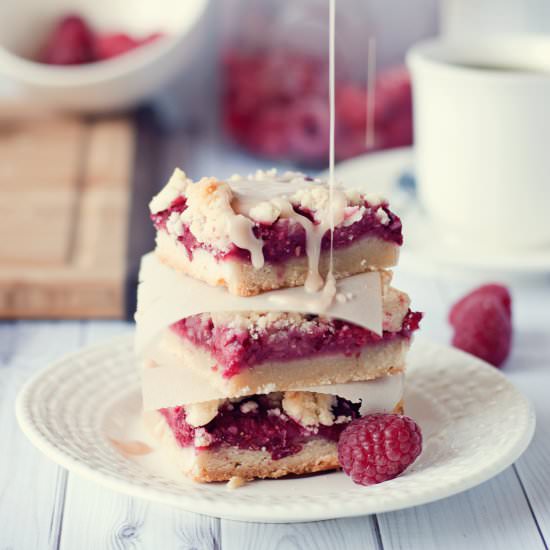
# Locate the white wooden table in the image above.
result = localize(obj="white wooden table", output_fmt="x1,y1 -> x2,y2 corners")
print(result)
1,267 -> 549,550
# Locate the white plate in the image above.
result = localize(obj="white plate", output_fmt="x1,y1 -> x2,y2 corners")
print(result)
16,335 -> 534,523
324,147 -> 550,276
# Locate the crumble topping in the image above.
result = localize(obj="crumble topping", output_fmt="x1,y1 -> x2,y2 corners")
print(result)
291,186 -> 332,212
209,311 -> 319,334
185,399 -> 223,427
166,211 -> 184,237
282,391 -> 337,427
343,188 -> 363,204
240,401 -> 259,414
257,383 -> 277,395
342,206 -> 367,227
183,391 -> 343,430
179,178 -> 235,251
150,168 -> 389,244
363,193 -> 384,207
376,209 -> 391,225
195,284 -> 408,336
248,201 -> 281,224
149,168 -> 191,214
193,427 -> 214,447
227,476 -> 247,490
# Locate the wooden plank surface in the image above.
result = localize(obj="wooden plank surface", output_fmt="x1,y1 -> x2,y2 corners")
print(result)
506,286 -> 550,546
377,468 -> 545,550
0,105 -> 135,319
0,322 -> 83,550
220,517 -> 382,550
61,476 -> 221,550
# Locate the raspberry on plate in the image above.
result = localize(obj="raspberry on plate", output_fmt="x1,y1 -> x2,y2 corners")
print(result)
337,413 -> 422,486
449,284 -> 512,367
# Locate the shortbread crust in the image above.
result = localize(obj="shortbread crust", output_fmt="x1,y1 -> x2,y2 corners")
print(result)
152,331 -> 409,397
156,229 -> 399,296
144,398 -> 404,482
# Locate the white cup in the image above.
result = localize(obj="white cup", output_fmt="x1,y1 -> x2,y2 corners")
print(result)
407,35 -> 550,252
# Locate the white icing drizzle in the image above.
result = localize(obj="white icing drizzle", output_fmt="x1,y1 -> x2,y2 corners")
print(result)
229,173 -> 323,273
366,36 -> 377,148
227,214 -> 265,269
229,173 -> 348,295
321,0 -> 338,309
302,189 -> 346,293
266,7 -> 341,311
198,1 -> 340,311
230,175 -> 310,215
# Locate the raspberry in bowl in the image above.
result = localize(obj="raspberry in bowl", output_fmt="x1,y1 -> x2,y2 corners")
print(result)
36,14 -> 164,66
0,0 -> 210,111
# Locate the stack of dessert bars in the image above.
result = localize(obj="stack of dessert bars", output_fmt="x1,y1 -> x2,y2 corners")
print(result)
135,168 -> 421,482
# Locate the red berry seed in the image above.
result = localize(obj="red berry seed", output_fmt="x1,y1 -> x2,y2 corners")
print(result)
449,284 -> 512,367
338,413 -> 422,486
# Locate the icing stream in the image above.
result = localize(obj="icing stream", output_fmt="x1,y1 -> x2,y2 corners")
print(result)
228,214 -> 265,269
217,1 -> 341,308
323,0 -> 338,308
228,176 -> 349,296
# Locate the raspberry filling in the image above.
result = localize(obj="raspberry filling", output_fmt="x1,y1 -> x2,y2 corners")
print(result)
172,310 -> 422,378
160,394 -> 360,460
151,195 -> 402,264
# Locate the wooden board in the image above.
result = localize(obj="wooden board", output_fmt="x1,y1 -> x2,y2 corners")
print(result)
0,104 -> 136,319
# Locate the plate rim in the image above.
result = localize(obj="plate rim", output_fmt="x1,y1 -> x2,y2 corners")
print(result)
16,334 -> 536,523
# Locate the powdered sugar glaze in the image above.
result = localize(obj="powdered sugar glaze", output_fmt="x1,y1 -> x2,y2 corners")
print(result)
227,170 -> 349,295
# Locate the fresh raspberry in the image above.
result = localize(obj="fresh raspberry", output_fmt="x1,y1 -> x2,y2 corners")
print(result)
338,413 -> 422,486
39,15 -> 95,65
449,284 -> 512,367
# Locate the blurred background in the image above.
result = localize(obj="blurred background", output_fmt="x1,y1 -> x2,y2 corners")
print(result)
1,0 -> 549,320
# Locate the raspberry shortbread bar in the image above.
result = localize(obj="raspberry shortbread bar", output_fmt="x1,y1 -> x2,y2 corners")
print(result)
150,169 -> 402,296
145,389 -> 404,482
150,285 -> 421,397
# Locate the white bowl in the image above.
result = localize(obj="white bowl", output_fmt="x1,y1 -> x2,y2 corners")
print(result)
0,0 -> 210,112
